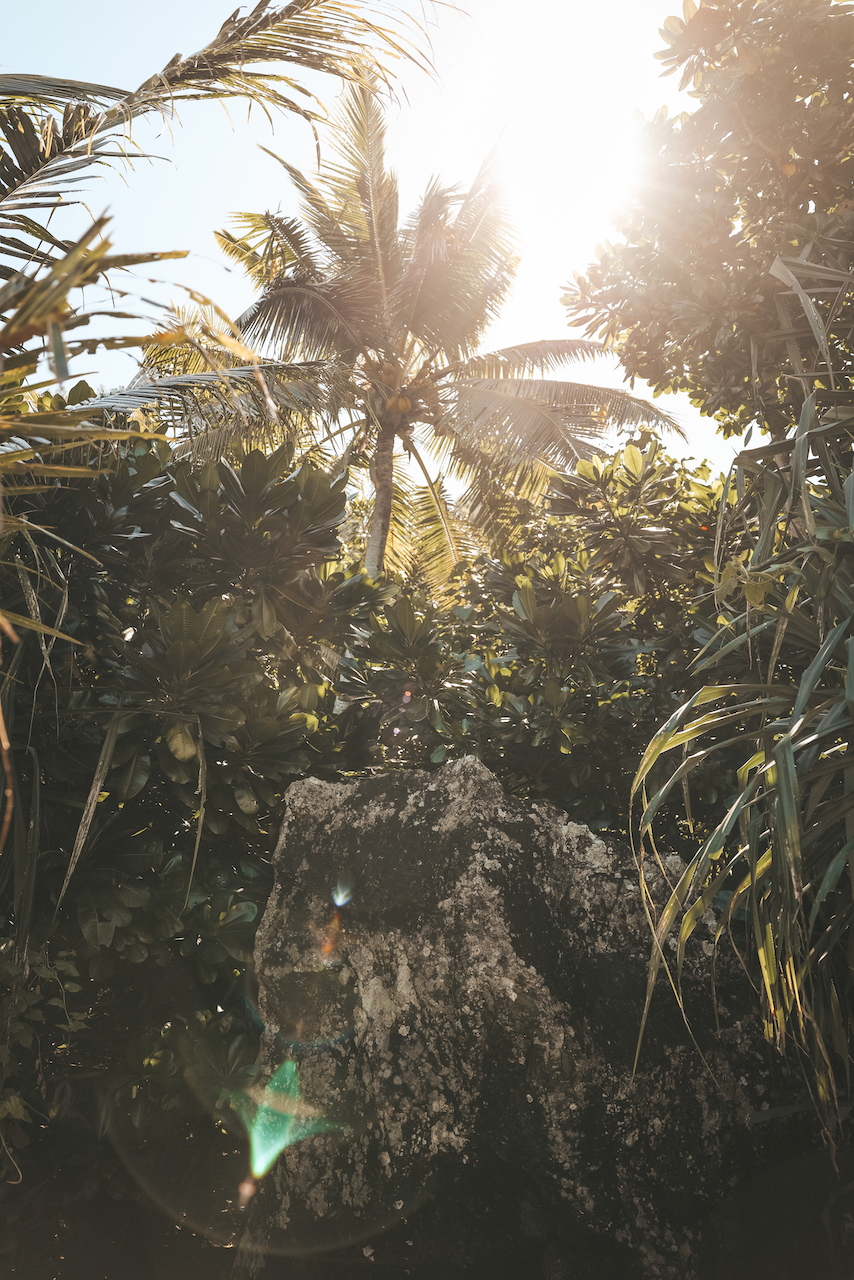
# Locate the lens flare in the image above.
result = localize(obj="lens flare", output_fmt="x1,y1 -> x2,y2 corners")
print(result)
320,910 -> 342,958
332,880 -> 353,907
228,1059 -> 338,1179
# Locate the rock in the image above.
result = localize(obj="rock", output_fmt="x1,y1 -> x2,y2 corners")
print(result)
233,758 -> 808,1279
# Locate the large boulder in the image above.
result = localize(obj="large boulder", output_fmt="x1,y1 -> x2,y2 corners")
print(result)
233,758 -> 808,1279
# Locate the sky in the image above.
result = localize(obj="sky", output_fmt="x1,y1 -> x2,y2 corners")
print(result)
2,0 -> 740,472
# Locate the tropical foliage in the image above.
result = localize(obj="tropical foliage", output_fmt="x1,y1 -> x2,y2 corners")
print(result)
0,2 -> 430,583
149,81 -> 682,581
0,4 -> 425,1260
635,414 -> 854,1130
0,217 -> 178,521
11,0 -> 854,1268
528,0 -> 854,1131
0,433 -> 391,1253
0,0 -> 425,274
0,429 -> 733,1259
0,0 -> 432,629
339,437 -> 727,834
564,0 -> 854,440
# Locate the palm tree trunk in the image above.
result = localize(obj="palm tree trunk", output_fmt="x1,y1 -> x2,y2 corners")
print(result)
365,427 -> 395,578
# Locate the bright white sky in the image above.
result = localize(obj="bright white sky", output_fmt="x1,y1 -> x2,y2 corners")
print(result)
2,0 -> 739,472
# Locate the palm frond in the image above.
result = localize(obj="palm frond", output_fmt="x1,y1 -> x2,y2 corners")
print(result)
215,212 -> 322,287
137,299 -> 364,452
256,147 -> 355,263
0,103 -> 128,225
449,377 -> 684,472
140,305 -> 244,379
80,363 -> 331,437
399,177 -> 457,268
403,168 -> 517,363
327,81 -> 400,331
409,472 -> 481,593
0,222 -> 171,509
456,465 -> 541,550
0,213 -> 76,278
450,339 -> 604,379
393,177 -> 457,344
407,441 -> 460,563
422,417 -> 555,521
0,216 -> 185,352
0,76 -> 128,108
239,273 -> 370,360
438,155 -> 516,358
122,0 -> 429,113
447,380 -> 605,480
0,1 -> 429,270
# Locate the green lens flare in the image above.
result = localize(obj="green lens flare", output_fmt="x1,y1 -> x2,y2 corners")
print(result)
228,1059 -> 338,1178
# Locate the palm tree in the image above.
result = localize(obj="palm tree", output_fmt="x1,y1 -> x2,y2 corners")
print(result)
0,2 -> 427,700
0,3 -> 431,587
210,82 -> 682,579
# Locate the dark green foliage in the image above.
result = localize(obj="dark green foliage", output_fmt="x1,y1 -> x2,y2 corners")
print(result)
0,436 -> 391,1203
635,399 -> 854,1127
0,403 -> 762,1264
564,0 -> 854,440
339,439 -> 731,838
0,432 -> 730,1189
0,4 -> 434,1257
557,0 -> 854,1141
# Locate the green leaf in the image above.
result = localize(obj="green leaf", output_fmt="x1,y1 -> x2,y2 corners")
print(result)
792,617 -> 849,722
393,597 -> 418,645
252,593 -> 279,640
623,443 -> 643,479
164,640 -> 202,677
808,840 -> 854,934
513,584 -> 538,624
234,781 -> 259,815
0,609 -> 77,642
165,719 -> 198,762
198,704 -> 246,737
111,748 -> 151,802
772,736 -> 802,894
